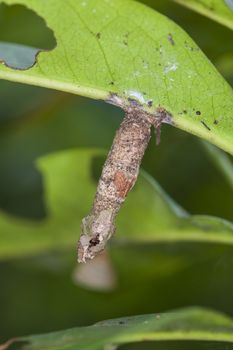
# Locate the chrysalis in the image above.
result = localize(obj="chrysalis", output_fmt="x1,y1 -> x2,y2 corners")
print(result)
77,106 -> 171,262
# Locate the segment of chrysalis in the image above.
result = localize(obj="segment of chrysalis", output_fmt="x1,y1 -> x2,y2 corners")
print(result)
77,106 -> 171,262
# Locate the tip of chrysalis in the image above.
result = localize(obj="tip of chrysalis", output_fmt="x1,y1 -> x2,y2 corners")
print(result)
78,210 -> 116,263
77,234 -> 104,263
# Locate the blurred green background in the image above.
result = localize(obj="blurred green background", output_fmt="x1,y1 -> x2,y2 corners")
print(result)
0,1 -> 233,349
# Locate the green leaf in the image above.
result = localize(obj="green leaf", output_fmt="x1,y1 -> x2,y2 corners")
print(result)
117,170 -> 233,244
0,148 -> 232,259
0,0 -> 232,154
1,308 -> 233,349
173,0 -> 233,30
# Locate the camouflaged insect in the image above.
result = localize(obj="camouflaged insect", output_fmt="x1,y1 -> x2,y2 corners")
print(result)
78,106 -> 172,262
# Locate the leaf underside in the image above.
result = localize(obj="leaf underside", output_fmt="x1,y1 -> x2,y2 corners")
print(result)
0,0 -> 232,154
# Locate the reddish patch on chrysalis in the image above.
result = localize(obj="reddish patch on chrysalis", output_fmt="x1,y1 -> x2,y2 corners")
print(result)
114,171 -> 135,198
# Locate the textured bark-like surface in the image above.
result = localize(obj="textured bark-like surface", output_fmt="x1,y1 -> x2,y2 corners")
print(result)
77,107 -> 171,262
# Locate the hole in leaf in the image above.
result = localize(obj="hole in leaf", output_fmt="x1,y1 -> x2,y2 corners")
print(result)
0,163 -> 47,221
0,3 -> 56,69
225,0 -> 233,11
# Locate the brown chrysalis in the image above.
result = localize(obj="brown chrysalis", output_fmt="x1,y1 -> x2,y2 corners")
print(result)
77,105 -> 172,262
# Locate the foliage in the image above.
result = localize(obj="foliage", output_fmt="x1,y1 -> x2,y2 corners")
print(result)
0,0 -> 232,153
2,308 -> 233,350
0,1 -> 232,349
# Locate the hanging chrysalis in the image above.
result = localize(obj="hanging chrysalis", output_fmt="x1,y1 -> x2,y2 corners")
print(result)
77,105 -> 172,263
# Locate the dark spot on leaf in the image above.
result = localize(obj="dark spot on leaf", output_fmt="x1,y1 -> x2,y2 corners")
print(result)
0,3 -> 56,70
96,32 -> 101,39
119,321 -> 125,325
168,33 -> 175,45
196,111 -> 201,115
201,120 -> 211,131
147,100 -> 153,107
123,40 -> 128,46
109,81 -> 115,85
214,119 -> 219,125
183,110 -> 187,114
